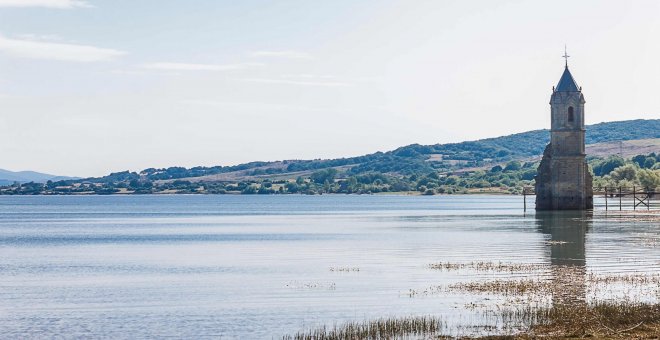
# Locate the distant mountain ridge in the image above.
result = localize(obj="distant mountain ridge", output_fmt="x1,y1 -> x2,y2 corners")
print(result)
0,169 -> 78,186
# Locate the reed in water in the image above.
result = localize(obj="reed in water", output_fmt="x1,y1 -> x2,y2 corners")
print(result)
282,316 -> 445,340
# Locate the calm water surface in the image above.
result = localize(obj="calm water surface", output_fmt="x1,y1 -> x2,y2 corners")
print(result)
0,195 -> 658,338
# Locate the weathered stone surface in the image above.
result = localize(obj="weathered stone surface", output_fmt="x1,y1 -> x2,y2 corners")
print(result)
535,144 -> 554,208
535,66 -> 593,210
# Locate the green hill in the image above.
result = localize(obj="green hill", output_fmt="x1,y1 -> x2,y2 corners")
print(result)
2,119 -> 658,195
137,118 -> 660,180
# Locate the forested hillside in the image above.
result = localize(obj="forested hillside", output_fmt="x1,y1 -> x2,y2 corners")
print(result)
111,118 -> 660,180
2,119 -> 658,195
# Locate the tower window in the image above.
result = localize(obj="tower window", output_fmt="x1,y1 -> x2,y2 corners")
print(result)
568,107 -> 574,123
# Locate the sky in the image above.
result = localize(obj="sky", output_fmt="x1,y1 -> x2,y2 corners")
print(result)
0,0 -> 659,177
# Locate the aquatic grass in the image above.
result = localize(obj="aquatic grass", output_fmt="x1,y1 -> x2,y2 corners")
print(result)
544,240 -> 569,245
450,268 -> 660,337
407,285 -> 444,297
282,316 -> 445,340
587,272 -> 660,285
449,279 -> 553,297
428,262 -> 466,270
283,302 -> 660,339
496,301 -> 660,339
287,215 -> 659,339
639,238 -> 659,247
329,266 -> 360,272
416,265 -> 660,303
428,261 -> 549,273
286,266 -> 660,339
285,281 -> 337,290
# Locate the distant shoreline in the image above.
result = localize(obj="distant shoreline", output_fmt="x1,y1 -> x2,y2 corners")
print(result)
0,190 -> 519,196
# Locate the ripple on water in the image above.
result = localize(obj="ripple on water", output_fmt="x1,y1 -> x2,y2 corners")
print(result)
0,195 -> 657,338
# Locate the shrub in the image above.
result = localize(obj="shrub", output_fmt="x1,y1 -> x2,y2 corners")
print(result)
638,169 -> 660,188
504,161 -> 521,171
610,164 -> 637,182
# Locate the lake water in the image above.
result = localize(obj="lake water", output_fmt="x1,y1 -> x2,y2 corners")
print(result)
0,195 -> 658,338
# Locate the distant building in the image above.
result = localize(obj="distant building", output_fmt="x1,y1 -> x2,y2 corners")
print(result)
535,52 -> 593,210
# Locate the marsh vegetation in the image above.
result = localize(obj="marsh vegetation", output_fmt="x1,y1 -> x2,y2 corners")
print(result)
282,316 -> 445,340
287,261 -> 660,339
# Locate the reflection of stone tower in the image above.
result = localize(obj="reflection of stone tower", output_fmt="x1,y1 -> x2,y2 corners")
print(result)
535,51 -> 593,210
537,211 -> 590,304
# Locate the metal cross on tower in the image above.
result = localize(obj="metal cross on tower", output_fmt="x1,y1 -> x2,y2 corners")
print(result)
562,45 -> 570,67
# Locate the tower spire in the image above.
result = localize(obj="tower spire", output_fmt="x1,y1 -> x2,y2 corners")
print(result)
562,45 -> 570,68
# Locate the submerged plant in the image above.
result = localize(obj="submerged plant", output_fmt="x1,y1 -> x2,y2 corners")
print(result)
428,261 -> 549,273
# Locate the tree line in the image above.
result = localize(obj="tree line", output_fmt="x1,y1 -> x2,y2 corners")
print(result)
3,152 -> 656,195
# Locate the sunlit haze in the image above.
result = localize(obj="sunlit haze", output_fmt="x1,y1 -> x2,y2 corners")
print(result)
1,0 -> 659,177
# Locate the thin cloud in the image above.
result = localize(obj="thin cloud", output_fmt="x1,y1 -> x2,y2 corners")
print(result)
241,78 -> 352,87
110,69 -> 177,76
141,62 -> 264,71
180,99 -> 335,112
15,33 -> 65,42
0,0 -> 91,8
281,74 -> 337,79
280,73 -> 379,83
250,50 -> 312,59
0,35 -> 125,62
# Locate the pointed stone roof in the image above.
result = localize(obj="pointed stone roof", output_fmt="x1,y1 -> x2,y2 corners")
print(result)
555,66 -> 579,92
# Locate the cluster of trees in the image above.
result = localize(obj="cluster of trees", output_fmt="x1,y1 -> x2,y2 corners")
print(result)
407,161 -> 537,195
590,153 -> 658,177
0,161 -> 530,195
592,153 -> 660,189
0,181 -> 117,195
2,153 -> 658,196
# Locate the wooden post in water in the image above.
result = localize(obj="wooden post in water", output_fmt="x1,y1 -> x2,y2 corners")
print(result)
633,186 -> 636,211
523,189 -> 527,212
619,187 -> 622,211
604,187 -> 608,211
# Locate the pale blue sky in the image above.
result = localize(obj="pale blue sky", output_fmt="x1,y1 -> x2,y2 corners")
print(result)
1,0 -> 659,176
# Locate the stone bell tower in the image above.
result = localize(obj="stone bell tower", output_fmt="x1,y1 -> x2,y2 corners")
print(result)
535,50 -> 593,210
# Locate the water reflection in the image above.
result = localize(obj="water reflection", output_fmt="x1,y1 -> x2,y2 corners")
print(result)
536,211 -> 591,304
